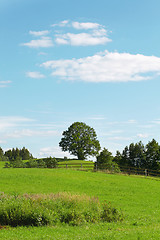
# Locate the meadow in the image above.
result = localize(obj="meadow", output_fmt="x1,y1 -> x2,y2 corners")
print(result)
0,161 -> 160,239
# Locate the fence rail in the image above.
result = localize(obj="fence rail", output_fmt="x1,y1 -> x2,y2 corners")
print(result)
57,162 -> 94,170
57,162 -> 160,178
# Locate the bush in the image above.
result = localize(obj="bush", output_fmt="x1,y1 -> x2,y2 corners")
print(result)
95,148 -> 120,173
0,193 -> 123,227
25,159 -> 38,168
4,157 -> 25,168
44,157 -> 57,168
37,159 -> 47,168
4,157 -> 57,169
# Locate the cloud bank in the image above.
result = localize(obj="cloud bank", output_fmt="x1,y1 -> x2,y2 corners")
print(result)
22,20 -> 111,48
41,51 -> 160,82
54,21 -> 111,46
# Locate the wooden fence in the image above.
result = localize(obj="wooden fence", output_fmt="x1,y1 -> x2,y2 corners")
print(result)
57,162 -> 94,170
57,162 -> 160,178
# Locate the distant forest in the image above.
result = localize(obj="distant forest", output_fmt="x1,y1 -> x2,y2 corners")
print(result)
0,147 -> 33,162
1,138 -> 160,171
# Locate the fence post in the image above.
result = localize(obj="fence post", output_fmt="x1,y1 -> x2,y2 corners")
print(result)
145,169 -> 147,177
81,163 -> 82,169
112,163 -> 114,173
95,163 -> 97,171
66,164 -> 68,169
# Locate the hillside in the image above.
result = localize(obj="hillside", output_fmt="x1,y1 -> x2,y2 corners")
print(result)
0,164 -> 160,239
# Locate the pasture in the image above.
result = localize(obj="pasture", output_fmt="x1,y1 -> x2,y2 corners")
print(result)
0,162 -> 160,239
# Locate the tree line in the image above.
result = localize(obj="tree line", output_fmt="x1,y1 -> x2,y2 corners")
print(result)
59,122 -> 160,171
96,139 -> 160,171
1,122 -> 160,171
0,147 -> 33,162
114,139 -> 160,170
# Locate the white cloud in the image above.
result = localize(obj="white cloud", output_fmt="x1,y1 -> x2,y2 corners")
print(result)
26,71 -> 45,79
0,116 -> 34,131
41,51 -> 160,82
51,20 -> 69,27
127,120 -> 137,124
72,22 -> 101,30
55,32 -> 110,46
5,129 -> 60,138
52,20 -> 111,46
22,21 -> 110,47
137,133 -> 149,138
151,119 -> 160,124
39,146 -> 72,158
88,116 -> 106,120
107,136 -> 133,142
0,80 -> 11,88
29,30 -> 49,37
22,37 -> 53,48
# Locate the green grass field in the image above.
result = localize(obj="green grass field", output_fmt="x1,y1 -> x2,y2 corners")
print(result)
0,162 -> 160,239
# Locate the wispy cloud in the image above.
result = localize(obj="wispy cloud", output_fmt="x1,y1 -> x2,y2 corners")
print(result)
29,30 -> 49,37
87,116 -> 106,120
5,129 -> 60,138
0,80 -> 11,88
72,22 -> 101,30
0,116 -> 34,131
151,119 -> 160,124
22,20 -> 110,48
39,146 -> 72,158
55,32 -> 110,46
127,119 -> 137,124
55,21 -> 111,46
22,36 -> 53,48
41,51 -> 160,82
137,133 -> 149,138
108,136 -> 133,141
51,20 -> 69,27
26,71 -> 45,79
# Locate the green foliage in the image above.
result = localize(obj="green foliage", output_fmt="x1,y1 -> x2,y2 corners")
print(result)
0,193 -> 123,227
117,139 -> 160,170
4,147 -> 33,161
0,147 -> 8,161
5,157 -> 57,169
25,159 -> 38,168
44,157 -> 57,168
145,139 -> 160,169
101,202 -> 123,222
5,157 -> 26,168
59,122 -> 101,160
95,148 -> 120,172
37,159 -> 47,168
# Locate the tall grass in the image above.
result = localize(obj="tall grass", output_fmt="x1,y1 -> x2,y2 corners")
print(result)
0,192 -> 123,227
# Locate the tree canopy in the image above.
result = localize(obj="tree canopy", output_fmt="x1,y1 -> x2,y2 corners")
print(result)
4,147 -> 33,161
59,122 -> 101,160
114,139 -> 160,170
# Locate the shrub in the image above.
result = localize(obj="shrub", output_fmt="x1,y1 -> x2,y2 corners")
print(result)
4,157 -> 25,168
95,148 -> 120,173
0,193 -> 123,227
44,157 -> 57,168
25,159 -> 38,168
37,159 -> 47,168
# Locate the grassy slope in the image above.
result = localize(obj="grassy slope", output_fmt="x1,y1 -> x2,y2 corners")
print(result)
0,165 -> 160,239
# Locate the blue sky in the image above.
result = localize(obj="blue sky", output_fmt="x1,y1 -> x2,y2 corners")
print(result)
1,0 -> 160,158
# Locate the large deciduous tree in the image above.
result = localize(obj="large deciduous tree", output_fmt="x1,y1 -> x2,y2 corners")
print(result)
59,122 -> 101,160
